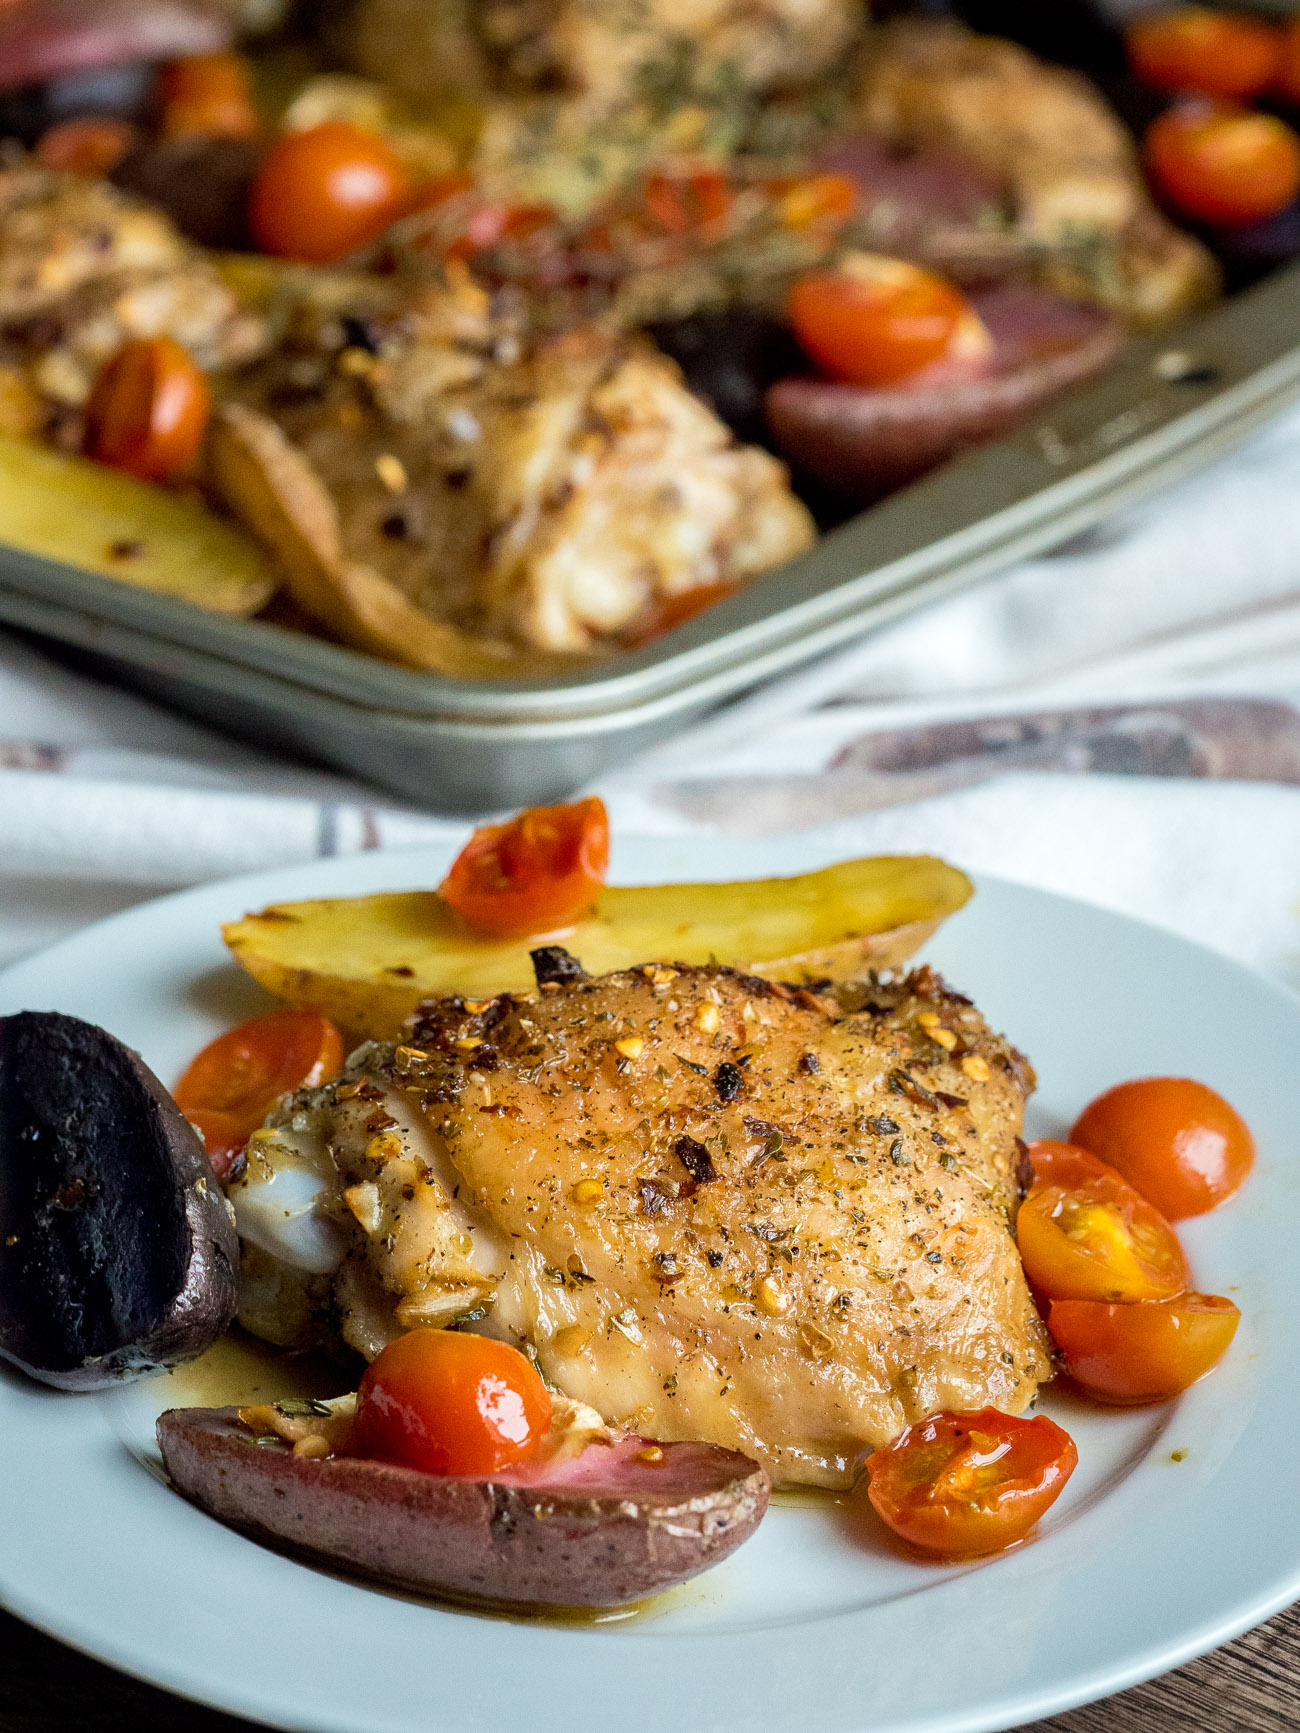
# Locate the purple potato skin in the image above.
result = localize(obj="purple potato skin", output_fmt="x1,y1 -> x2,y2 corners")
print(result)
767,287 -> 1125,499
0,1012 -> 237,1391
158,1407 -> 772,1608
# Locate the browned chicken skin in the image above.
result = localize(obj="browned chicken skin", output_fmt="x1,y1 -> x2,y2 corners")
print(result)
231,961 -> 1050,1489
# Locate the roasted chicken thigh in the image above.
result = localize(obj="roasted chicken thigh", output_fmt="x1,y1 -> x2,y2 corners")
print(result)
230,959 -> 1049,1488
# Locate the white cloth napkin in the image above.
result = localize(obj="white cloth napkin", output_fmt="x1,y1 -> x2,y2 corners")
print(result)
6,401 -> 1300,981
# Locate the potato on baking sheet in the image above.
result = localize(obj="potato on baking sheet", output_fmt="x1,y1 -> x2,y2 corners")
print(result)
0,433 -> 276,617
223,854 -> 973,1042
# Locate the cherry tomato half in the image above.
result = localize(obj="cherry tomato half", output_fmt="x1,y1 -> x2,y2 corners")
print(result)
158,52 -> 260,139
1144,101 -> 1300,225
788,254 -> 990,388
83,338 -> 212,483
1017,1148 -> 1188,1304
1049,1293 -> 1241,1405
175,1006 -> 344,1180
248,122 -> 411,264
865,1407 -> 1077,1559
1126,7 -> 1282,101
644,170 -> 733,234
1070,1076 -> 1254,1219
352,1329 -> 552,1477
440,797 -> 610,939
1277,19 -> 1300,106
36,116 -> 138,177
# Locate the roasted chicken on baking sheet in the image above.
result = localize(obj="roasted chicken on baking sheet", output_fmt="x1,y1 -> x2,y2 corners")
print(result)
209,269 -> 815,658
229,957 -> 1049,1489
0,163 -> 265,434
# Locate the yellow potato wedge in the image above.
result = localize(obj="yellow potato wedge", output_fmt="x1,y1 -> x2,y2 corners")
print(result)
0,433 -> 277,616
224,854 -> 973,1043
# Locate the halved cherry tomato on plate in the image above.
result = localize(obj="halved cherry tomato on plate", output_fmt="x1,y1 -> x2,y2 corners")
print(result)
788,254 -> 991,388
1125,7 -> 1282,101
36,116 -> 138,177
175,1006 -> 344,1180
1016,1146 -> 1188,1303
1070,1076 -> 1254,1219
440,797 -> 610,938
352,1328 -> 552,1476
159,52 -> 260,139
83,338 -> 212,483
865,1407 -> 1077,1559
644,170 -> 733,234
249,122 -> 411,263
1144,102 -> 1300,225
1049,1293 -> 1241,1405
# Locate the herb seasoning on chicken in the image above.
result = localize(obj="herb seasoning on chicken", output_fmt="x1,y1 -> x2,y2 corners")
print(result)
228,958 -> 1049,1489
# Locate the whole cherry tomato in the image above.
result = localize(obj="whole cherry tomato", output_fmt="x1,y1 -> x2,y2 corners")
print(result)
1049,1293 -> 1241,1405
440,797 -> 610,939
788,254 -> 991,388
352,1329 -> 552,1477
1017,1146 -> 1188,1304
175,1006 -> 344,1180
83,338 -> 212,483
1126,7 -> 1282,101
248,122 -> 411,263
35,116 -> 138,177
159,52 -> 259,139
865,1408 -> 1077,1559
1070,1076 -> 1254,1219
1144,102 -> 1300,225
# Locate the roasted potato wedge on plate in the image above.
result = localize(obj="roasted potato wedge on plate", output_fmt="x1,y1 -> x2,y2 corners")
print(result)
223,854 -> 973,1041
0,433 -> 276,616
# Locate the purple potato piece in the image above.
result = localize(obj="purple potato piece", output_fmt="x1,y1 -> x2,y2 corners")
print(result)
766,285 -> 1124,499
816,132 -> 1009,250
113,133 -> 264,248
158,1408 -> 771,1608
0,1012 -> 237,1390
0,0 -> 231,96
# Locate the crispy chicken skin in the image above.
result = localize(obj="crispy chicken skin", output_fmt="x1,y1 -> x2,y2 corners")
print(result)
855,20 -> 1217,326
350,0 -> 863,103
216,275 -> 813,655
0,164 -> 266,416
229,962 -> 1050,1489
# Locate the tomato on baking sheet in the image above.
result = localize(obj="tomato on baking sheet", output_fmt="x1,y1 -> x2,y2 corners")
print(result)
1049,1294 -> 1241,1405
176,1006 -> 344,1179
249,122 -> 411,263
352,1329 -> 552,1476
1126,7 -> 1282,101
1144,102 -> 1300,225
865,1408 -> 1077,1559
158,52 -> 260,139
83,338 -> 212,483
440,798 -> 610,938
1070,1076 -> 1254,1219
35,117 -> 138,177
788,254 -> 991,388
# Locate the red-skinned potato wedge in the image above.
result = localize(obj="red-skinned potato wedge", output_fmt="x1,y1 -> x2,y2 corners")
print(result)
440,799 -> 610,939
1016,1148 -> 1189,1304
0,0 -> 230,94
865,1407 -> 1076,1560
1070,1077 -> 1254,1220
766,285 -> 1123,499
1049,1293 -> 1241,1405
157,1406 -> 770,1607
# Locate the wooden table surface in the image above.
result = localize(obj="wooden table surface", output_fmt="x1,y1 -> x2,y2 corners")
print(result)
2,1599 -> 1297,1732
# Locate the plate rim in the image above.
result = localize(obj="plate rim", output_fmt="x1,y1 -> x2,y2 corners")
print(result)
0,840 -> 1297,1733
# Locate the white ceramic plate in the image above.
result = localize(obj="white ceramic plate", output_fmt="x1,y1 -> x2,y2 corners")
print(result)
0,832 -> 1297,1733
